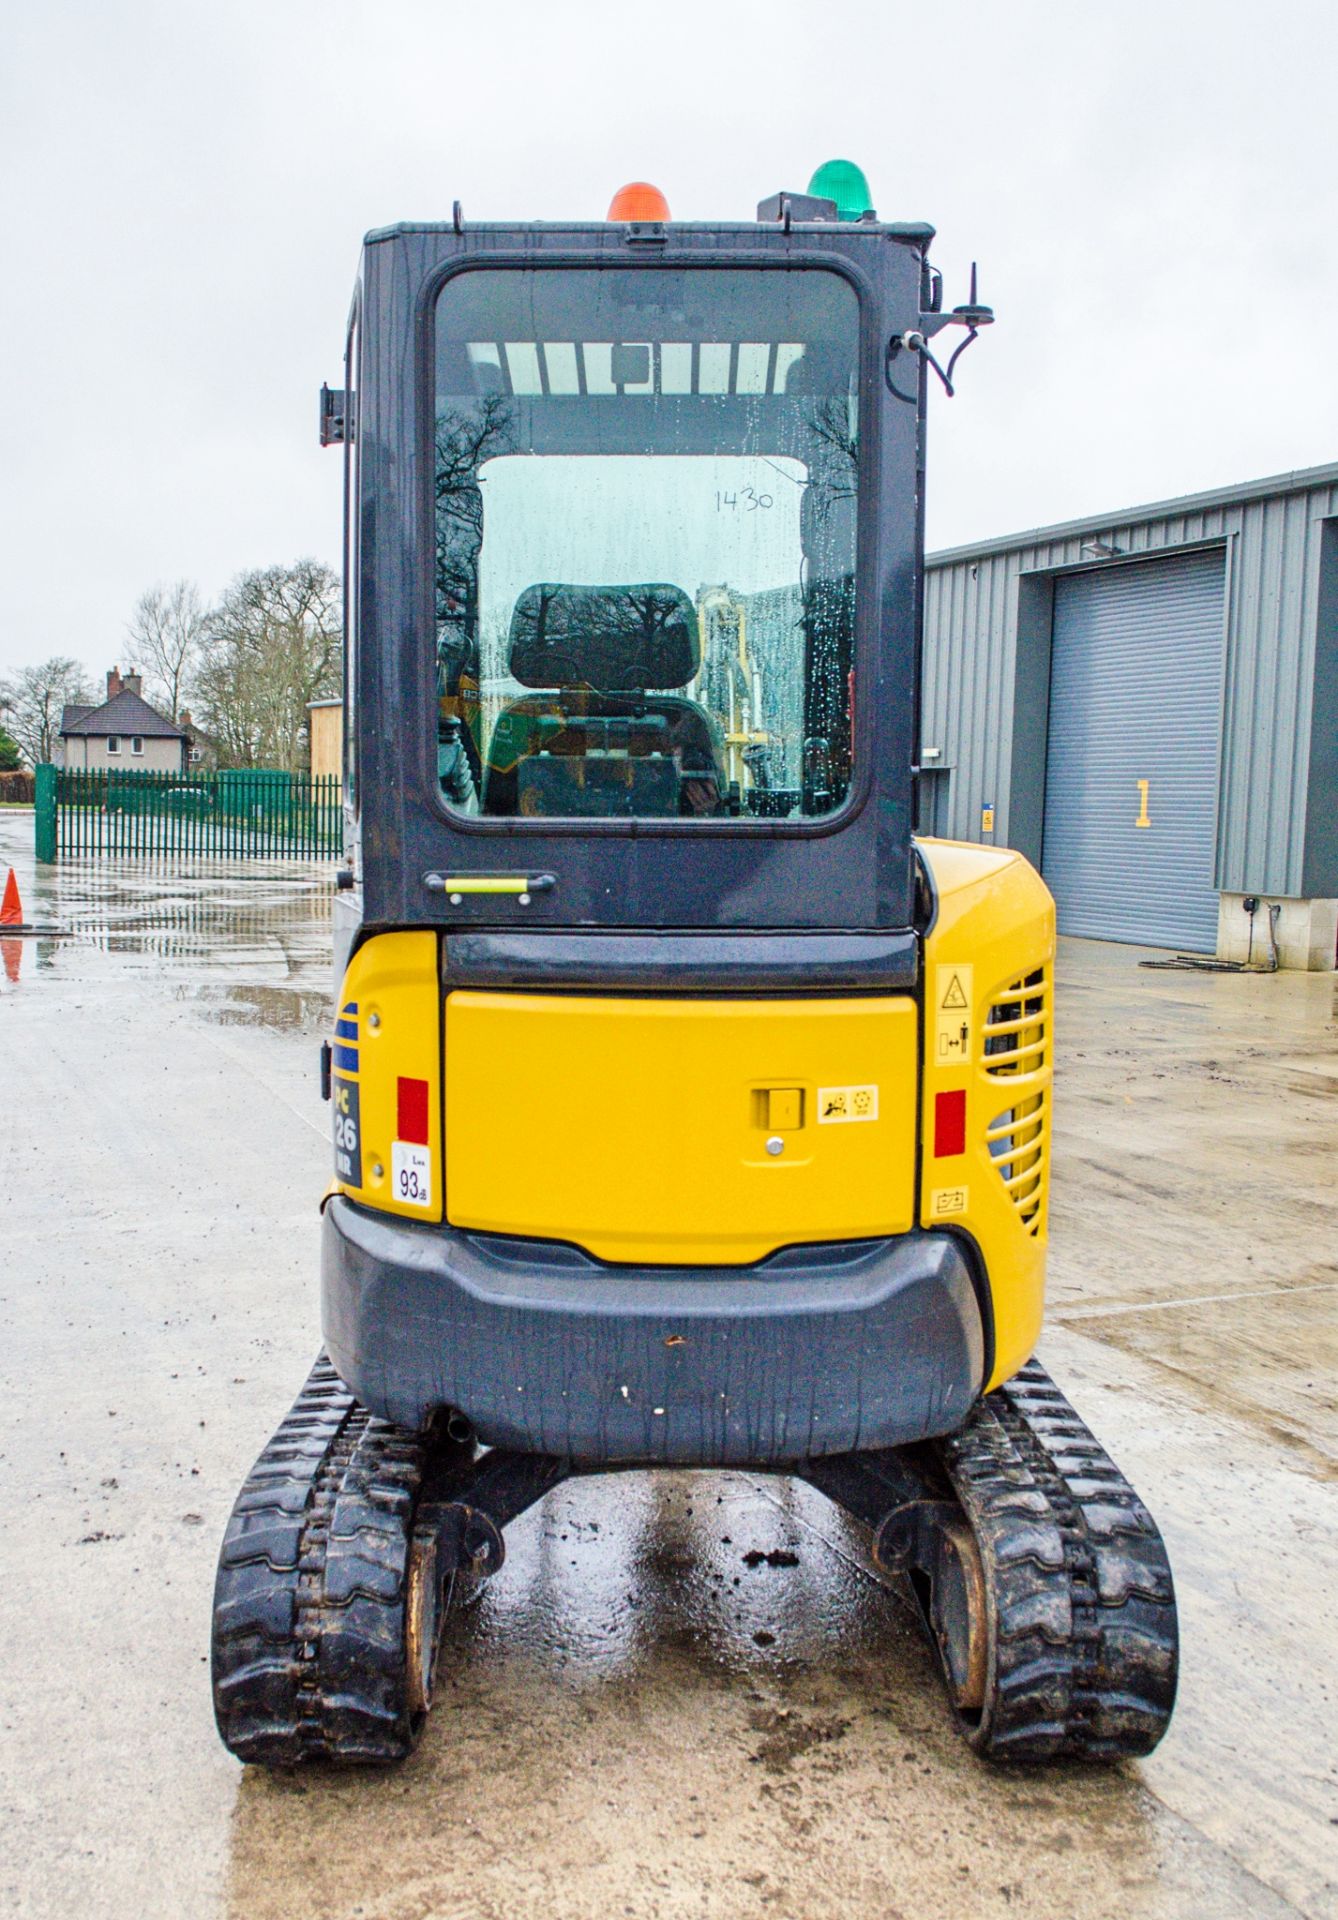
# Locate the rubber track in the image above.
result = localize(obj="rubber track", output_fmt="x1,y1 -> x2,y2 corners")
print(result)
211,1355 -> 433,1765
933,1358 -> 1178,1761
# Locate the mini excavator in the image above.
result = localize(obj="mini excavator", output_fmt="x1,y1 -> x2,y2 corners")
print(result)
212,163 -> 1178,1765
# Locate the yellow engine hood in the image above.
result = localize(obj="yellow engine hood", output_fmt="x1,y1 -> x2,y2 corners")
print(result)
443,991 -> 918,1265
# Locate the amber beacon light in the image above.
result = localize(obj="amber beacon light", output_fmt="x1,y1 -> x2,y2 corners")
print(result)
607,181 -> 671,221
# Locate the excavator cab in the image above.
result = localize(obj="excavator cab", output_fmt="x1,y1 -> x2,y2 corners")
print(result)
212,167 -> 1178,1769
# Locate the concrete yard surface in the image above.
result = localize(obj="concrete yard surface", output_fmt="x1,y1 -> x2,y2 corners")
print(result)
1,814 -> 1335,1920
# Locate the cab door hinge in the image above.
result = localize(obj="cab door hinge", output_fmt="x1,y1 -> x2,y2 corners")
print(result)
319,383 -> 354,447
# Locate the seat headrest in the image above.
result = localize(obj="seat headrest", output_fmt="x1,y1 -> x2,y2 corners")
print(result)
508,584 -> 699,692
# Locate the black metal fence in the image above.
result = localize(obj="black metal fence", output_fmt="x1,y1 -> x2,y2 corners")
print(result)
35,767 -> 342,861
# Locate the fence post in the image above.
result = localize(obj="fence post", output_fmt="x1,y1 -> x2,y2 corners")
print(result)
34,763 -> 57,864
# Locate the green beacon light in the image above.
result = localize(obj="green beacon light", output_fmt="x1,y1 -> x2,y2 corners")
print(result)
806,158 -> 874,222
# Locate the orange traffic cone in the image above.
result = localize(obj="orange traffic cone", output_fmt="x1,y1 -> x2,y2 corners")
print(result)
0,868 -> 23,928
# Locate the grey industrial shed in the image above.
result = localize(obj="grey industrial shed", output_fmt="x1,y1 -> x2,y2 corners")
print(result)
921,461 -> 1338,968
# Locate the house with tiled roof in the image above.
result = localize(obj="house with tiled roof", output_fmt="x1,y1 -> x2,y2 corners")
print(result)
60,668 -> 189,772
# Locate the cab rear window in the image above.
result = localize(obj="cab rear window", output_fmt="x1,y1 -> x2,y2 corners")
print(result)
433,267 -> 860,822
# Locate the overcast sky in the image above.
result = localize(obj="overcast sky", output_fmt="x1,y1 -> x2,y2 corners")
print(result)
2,0 -> 1335,682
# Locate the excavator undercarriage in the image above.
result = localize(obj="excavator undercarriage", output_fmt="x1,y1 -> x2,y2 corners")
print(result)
213,1355 -> 1176,1765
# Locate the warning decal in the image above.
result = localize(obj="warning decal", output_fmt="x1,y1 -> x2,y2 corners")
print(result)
817,1084 -> 879,1124
934,964 -> 974,1066
930,1186 -> 969,1219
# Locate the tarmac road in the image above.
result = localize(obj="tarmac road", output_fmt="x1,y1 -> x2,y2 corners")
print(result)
1,813 -> 1335,1920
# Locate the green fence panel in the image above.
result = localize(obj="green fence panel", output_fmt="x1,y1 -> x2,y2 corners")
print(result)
45,768 -> 342,861
34,764 -> 57,863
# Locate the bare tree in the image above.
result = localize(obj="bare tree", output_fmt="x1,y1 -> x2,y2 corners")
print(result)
435,394 -> 514,685
126,579 -> 207,722
0,657 -> 94,767
805,398 -> 859,514
192,560 -> 340,770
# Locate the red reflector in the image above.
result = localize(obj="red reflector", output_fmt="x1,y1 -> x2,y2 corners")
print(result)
397,1077 -> 430,1146
934,1088 -> 966,1158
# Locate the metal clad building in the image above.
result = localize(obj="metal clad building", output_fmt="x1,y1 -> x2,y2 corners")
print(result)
921,462 -> 1338,967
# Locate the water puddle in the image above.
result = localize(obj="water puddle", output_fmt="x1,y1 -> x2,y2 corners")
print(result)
192,984 -> 333,1031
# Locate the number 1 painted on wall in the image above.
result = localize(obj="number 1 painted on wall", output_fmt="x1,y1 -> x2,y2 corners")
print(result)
1135,778 -> 1151,828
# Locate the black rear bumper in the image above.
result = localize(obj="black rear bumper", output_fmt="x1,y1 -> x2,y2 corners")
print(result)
321,1198 -> 984,1467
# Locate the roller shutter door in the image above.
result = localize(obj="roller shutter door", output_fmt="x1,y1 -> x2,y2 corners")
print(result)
1042,550 -> 1225,951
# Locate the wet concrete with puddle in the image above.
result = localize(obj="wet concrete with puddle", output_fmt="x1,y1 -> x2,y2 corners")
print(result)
1,815 -> 1335,1919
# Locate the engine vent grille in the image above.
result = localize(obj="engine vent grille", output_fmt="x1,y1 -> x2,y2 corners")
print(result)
983,968 -> 1047,1078
986,1093 -> 1047,1233
983,969 -> 1049,1234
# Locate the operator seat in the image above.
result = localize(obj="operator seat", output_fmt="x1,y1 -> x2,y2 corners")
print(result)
481,583 -> 726,817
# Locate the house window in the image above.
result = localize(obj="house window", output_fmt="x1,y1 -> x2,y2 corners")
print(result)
107,736 -> 121,755
131,737 -> 144,755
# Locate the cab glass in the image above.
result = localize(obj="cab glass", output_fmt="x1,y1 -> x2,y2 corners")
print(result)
432,268 -> 860,821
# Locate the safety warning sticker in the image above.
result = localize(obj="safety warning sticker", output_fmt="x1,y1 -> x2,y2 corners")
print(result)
817,1084 -> 879,1124
934,963 -> 974,1066
930,1185 -> 969,1219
